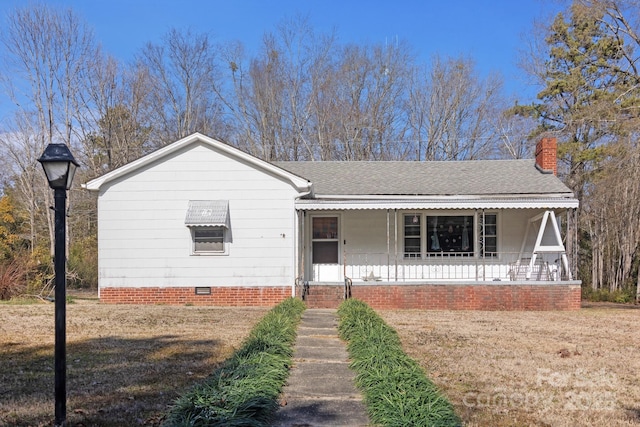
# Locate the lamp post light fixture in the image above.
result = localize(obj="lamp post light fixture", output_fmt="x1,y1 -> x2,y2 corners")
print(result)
38,143 -> 79,427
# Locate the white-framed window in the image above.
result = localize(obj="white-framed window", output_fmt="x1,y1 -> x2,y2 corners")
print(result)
312,216 -> 339,264
479,213 -> 498,258
403,214 -> 422,258
192,227 -> 226,254
404,213 -> 497,258
185,200 -> 230,256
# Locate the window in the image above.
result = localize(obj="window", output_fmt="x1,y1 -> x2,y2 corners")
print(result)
403,214 -> 422,258
426,215 -> 474,255
185,200 -> 230,256
403,213 -> 497,258
193,227 -> 225,254
479,213 -> 497,257
312,217 -> 338,264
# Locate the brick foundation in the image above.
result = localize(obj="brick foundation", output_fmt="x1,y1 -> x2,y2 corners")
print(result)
99,286 -> 291,306
303,284 -> 582,310
302,284 -> 346,309
101,283 -> 581,310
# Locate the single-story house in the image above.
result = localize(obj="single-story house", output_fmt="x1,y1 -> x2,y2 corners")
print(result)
84,132 -> 581,310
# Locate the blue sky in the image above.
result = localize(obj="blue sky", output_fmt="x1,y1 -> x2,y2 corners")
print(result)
0,0 -> 562,102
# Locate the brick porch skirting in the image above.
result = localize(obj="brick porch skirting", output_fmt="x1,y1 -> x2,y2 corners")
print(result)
303,283 -> 582,310
99,286 -> 291,306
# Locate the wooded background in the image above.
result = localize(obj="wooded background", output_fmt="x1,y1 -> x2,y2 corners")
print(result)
0,0 -> 638,301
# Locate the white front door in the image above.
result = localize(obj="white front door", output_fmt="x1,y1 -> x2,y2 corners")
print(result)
311,216 -> 341,281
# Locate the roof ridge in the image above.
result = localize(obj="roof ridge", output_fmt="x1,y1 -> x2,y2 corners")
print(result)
274,159 -> 533,163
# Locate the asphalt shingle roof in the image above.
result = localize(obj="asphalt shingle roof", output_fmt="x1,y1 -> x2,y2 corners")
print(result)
272,160 -> 573,196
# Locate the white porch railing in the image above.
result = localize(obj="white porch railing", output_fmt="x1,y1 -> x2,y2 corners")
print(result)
343,251 -> 570,282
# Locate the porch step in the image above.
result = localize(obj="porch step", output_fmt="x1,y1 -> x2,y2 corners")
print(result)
304,285 -> 345,309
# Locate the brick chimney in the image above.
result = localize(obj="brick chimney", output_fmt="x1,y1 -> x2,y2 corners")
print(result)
535,137 -> 557,175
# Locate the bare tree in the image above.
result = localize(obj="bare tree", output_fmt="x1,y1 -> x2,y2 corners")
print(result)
222,16 -> 339,161
495,110 -> 538,159
77,52 -> 154,177
222,18 -> 414,161
331,42 -> 412,160
582,143 -> 640,292
0,4 -> 98,256
407,55 -> 504,161
138,28 -> 226,145
1,4 -> 96,147
0,112 -> 49,254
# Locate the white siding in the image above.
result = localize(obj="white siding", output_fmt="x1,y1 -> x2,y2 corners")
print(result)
97,142 -> 299,288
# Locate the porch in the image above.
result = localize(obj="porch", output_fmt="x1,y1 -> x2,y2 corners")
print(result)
298,208 -> 578,282
296,207 -> 581,310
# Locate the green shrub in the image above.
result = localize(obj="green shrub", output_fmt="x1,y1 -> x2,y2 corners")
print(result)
163,297 -> 305,426
338,299 -> 461,427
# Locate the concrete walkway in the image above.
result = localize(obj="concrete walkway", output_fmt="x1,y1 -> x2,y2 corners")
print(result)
272,309 -> 371,427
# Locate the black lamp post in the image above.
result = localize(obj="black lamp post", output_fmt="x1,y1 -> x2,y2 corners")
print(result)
38,143 -> 79,427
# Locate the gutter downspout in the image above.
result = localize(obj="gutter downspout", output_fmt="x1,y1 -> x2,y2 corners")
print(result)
293,185 -> 312,298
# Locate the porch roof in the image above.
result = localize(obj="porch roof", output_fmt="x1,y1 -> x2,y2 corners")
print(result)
273,159 -> 574,197
294,197 -> 579,210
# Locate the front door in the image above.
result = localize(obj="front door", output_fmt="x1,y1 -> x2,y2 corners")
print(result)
311,216 -> 341,281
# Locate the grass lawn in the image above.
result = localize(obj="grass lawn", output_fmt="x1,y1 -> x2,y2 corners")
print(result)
380,303 -> 640,427
0,292 -> 269,426
2,292 -> 639,426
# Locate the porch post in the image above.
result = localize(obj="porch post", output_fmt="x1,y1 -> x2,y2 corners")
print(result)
568,208 -> 578,280
474,209 -> 479,281
394,209 -> 398,281
480,210 -> 483,258
386,209 -> 390,281
300,210 -> 305,285
481,209 -> 486,281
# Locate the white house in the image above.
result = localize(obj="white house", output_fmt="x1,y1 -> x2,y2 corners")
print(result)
84,133 -> 581,310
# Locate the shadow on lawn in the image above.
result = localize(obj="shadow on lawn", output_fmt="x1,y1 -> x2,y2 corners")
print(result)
1,335 -> 224,426
581,301 -> 640,310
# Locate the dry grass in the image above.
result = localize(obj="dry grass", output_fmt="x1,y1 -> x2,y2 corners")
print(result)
0,292 -> 268,426
380,303 -> 640,427
3,292 -> 639,427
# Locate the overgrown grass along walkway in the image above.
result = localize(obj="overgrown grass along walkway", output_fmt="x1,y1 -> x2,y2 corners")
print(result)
338,299 -> 462,427
163,297 -> 305,426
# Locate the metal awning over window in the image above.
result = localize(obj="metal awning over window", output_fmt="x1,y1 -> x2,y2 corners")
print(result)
185,200 -> 229,228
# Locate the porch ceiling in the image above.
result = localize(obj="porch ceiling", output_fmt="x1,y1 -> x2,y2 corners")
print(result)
294,197 -> 579,210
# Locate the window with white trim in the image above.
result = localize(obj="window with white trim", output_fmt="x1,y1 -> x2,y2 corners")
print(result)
193,227 -> 225,253
403,214 -> 422,258
185,200 -> 230,256
479,213 -> 498,257
403,213 -> 498,258
312,216 -> 339,263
